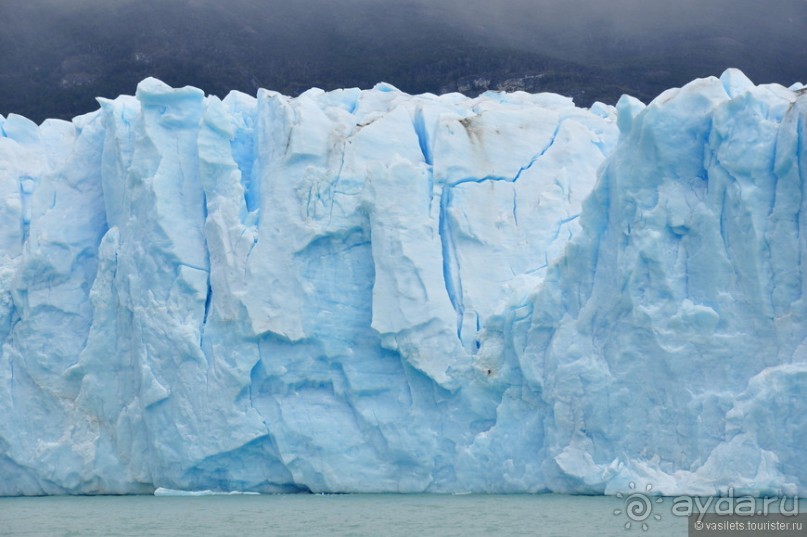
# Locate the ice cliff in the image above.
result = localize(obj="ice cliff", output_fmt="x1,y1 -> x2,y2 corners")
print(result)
0,70 -> 805,496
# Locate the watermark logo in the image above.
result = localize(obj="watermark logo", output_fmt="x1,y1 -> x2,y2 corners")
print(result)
613,482 -> 664,531
672,489 -> 800,522
613,482 -> 801,532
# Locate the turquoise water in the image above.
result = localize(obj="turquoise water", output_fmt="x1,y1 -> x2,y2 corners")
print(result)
0,494 -> 688,536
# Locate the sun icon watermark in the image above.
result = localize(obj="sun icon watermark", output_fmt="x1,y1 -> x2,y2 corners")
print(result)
613,482 -> 664,531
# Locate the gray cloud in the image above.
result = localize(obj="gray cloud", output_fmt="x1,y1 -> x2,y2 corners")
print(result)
2,0 -> 805,122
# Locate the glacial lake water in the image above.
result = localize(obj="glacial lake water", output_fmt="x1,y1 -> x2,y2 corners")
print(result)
0,493 -> 691,536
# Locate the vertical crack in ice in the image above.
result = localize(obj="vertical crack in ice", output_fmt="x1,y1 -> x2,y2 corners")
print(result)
4,302 -> 19,408
199,181 -> 212,352
328,134 -> 348,225
231,114 -> 260,217
413,106 -> 433,166
201,280 -> 212,343
512,120 -> 562,183
244,233 -> 258,274
794,102 -> 806,305
18,176 -> 32,245
8,356 -> 14,408
438,185 -> 464,340
712,150 -> 741,258
768,126 -> 781,220
764,110 -> 793,315
474,313 -> 482,351
248,347 -> 263,418
413,106 -> 436,213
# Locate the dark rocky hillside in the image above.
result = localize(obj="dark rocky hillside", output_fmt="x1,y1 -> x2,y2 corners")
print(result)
1,0 -> 804,123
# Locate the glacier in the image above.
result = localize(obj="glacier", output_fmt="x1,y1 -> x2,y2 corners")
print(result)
0,69 -> 805,496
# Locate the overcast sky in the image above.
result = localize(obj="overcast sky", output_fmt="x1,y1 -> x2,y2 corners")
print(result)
7,0 -> 806,62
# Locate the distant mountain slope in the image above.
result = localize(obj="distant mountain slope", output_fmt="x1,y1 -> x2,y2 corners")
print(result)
1,0 -> 804,123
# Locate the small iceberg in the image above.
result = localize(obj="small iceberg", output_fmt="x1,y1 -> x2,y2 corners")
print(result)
154,488 -> 260,497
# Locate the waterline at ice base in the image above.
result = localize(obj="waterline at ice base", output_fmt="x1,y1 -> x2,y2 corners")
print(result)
0,69 -> 805,496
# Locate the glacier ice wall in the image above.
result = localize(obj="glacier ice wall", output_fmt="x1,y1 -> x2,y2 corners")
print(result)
0,70 -> 804,496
